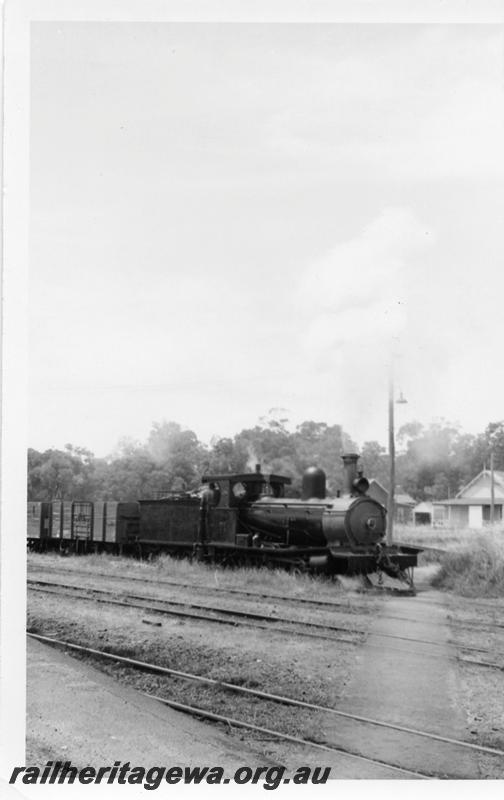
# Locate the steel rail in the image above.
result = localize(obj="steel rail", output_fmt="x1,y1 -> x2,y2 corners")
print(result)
27,583 -> 360,645
28,578 -> 501,655
28,632 -> 504,764
28,578 -> 367,635
143,695 -> 430,779
32,581 -> 502,669
28,563 -> 366,611
26,578 -> 430,644
28,563 -> 504,633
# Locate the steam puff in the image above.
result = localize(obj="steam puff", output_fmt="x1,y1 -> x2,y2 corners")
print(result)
304,301 -> 408,353
245,447 -> 261,472
297,207 -> 434,357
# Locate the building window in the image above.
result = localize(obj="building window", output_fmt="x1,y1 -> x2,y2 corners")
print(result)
482,505 -> 502,523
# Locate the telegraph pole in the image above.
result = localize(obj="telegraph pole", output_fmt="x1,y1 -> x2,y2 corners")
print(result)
387,359 -> 407,546
386,368 -> 395,546
490,449 -> 495,525
488,425 -> 503,525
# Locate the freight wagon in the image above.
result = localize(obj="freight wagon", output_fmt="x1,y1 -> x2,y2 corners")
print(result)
27,501 -> 139,552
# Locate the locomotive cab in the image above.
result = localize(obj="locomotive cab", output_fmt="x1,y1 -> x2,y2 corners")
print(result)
201,466 -> 290,507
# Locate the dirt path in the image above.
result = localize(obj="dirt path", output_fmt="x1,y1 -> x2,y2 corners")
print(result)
322,589 -> 497,778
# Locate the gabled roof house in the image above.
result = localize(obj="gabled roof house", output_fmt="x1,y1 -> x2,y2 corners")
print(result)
434,469 -> 504,528
367,479 -> 416,524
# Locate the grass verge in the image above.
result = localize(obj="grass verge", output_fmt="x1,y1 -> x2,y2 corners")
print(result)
431,533 -> 504,597
27,550 -> 365,605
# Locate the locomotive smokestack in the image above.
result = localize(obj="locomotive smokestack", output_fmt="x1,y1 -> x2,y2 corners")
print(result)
342,453 -> 359,495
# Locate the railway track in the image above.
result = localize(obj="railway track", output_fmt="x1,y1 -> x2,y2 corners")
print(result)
28,578 -> 504,669
28,632 -> 504,779
27,579 -> 363,645
28,562 -> 504,633
29,563 -> 369,612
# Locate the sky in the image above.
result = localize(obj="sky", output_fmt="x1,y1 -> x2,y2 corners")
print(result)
29,21 -> 504,456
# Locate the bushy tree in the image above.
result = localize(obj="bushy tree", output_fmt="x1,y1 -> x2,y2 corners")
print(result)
483,422 -> 504,470
27,446 -> 96,500
395,420 -> 482,500
360,440 -> 389,488
28,415 -> 500,505
147,421 -> 208,489
206,437 -> 245,474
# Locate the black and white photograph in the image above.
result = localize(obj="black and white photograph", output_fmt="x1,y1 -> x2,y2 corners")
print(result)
2,0 -> 504,792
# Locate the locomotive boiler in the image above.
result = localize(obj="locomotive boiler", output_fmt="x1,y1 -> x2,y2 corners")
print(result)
191,452 -> 419,580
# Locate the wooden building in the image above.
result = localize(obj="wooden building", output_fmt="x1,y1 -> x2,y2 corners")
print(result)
413,501 -> 434,526
367,479 -> 416,524
433,470 -> 504,528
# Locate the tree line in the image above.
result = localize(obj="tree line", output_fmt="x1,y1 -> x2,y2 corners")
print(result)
27,417 -> 504,503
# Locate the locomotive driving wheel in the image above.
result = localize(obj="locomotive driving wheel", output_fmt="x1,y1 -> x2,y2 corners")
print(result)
286,558 -> 309,575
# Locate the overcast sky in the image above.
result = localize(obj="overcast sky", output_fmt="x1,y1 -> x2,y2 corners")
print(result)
29,22 -> 504,456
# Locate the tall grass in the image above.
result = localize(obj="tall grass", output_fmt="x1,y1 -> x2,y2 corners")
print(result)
151,553 -> 348,599
395,525 -> 504,588
30,525 -> 504,598
393,523 -> 498,551
28,550 -> 348,602
430,533 -> 504,597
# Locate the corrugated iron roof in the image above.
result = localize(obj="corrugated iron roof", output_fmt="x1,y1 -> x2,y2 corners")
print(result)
395,494 -> 416,505
456,469 -> 504,498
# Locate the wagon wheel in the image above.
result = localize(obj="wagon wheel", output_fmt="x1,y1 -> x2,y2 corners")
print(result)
219,551 -> 243,568
286,558 -> 309,575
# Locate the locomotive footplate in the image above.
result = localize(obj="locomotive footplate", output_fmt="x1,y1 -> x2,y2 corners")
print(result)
329,552 -> 382,575
329,546 -> 420,576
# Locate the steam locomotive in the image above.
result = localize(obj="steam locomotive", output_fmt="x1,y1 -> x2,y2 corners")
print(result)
27,454 -> 420,582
